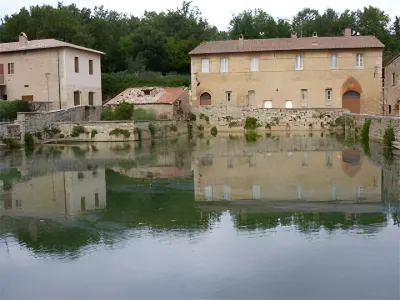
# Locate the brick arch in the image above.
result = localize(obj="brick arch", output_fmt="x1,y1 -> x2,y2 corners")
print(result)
341,76 -> 363,95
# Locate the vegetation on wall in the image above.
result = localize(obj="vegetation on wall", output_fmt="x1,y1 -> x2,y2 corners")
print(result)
383,123 -> 395,147
0,100 -> 30,120
244,117 -> 260,130
109,128 -> 131,138
148,123 -> 156,137
70,125 -> 87,137
134,127 -> 143,141
102,102 -> 134,120
210,126 -> 217,136
361,119 -> 371,141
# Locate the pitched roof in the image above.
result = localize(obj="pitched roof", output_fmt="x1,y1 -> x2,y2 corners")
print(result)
189,36 -> 384,55
0,39 -> 104,54
386,53 -> 400,67
104,87 -> 186,106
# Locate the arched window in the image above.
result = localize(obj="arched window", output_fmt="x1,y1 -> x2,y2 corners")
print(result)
200,92 -> 211,106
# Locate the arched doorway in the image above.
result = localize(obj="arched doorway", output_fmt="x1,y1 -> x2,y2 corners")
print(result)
341,149 -> 362,177
341,77 -> 362,113
200,92 -> 211,106
342,91 -> 361,113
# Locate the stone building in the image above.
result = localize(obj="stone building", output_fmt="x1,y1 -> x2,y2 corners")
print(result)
105,86 -> 189,119
0,32 -> 104,110
383,53 -> 400,115
189,29 -> 384,114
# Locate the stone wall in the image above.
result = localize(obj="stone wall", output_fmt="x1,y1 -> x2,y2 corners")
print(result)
383,54 -> 400,115
344,113 -> 400,141
57,121 -> 135,142
0,122 -> 20,139
192,106 -> 348,131
17,106 -> 102,135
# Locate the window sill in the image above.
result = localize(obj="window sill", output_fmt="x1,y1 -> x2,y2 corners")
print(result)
295,68 -> 303,71
330,67 -> 338,70
356,66 -> 364,69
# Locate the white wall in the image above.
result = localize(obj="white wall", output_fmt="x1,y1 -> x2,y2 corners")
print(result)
63,48 -> 102,108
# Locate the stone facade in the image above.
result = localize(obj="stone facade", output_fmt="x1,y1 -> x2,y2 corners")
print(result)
344,113 -> 400,142
0,122 -> 20,139
190,49 -> 383,114
383,54 -> 400,115
192,106 -> 348,131
57,121 -> 135,142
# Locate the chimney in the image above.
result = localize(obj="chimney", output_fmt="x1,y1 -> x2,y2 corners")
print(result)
344,28 -> 351,37
19,32 -> 28,46
291,32 -> 297,38
239,34 -> 244,49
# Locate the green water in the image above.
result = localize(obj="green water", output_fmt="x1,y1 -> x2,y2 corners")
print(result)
0,134 -> 399,299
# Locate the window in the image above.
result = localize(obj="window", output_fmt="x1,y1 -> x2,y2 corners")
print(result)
74,91 -> 80,106
95,193 -> 99,208
225,91 -> 232,102
74,57 -> 79,73
7,63 -> 14,74
201,58 -> 209,73
389,105 -> 392,114
325,89 -> 332,106
300,89 -> 308,108
220,58 -> 228,72
295,55 -> 303,70
81,197 -> 86,211
89,60 -> 93,75
285,100 -> 293,108
392,72 -> 396,86
330,54 -> 338,69
356,54 -> 364,68
264,100 -> 272,108
88,92 -> 94,106
250,57 -> 259,72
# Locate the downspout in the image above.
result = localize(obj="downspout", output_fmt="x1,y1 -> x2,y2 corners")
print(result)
57,49 -> 62,109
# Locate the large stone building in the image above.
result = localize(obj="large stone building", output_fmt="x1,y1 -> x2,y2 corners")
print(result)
383,53 -> 400,115
189,29 -> 384,114
0,32 -> 104,110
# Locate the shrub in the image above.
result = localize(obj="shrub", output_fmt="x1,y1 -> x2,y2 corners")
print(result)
70,125 -> 86,137
148,122 -> 156,137
335,116 -> 346,129
101,107 -> 114,120
109,128 -> 130,138
133,108 -> 156,120
361,119 -> 371,141
244,117 -> 259,130
91,129 -> 98,138
113,102 -> 134,120
383,124 -> 395,148
210,126 -> 218,136
134,127 -> 142,141
0,100 -> 30,120
265,123 -> 271,130
43,126 -> 61,138
188,112 -> 196,121
169,124 -> 178,132
197,124 -> 204,131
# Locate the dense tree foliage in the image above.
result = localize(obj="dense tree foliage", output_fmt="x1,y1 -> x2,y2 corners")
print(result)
0,2 -> 399,96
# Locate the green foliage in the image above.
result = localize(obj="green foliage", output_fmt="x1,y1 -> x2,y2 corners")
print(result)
245,131 -> 261,142
197,125 -> 204,131
210,126 -> 218,136
148,123 -> 156,137
133,108 -> 156,121
383,124 -> 395,148
187,123 -> 193,140
0,100 -> 30,120
199,114 -> 210,123
109,128 -> 131,138
24,133 -> 34,149
361,119 -> 371,141
91,129 -> 98,138
244,117 -> 259,130
101,107 -> 114,120
70,125 -> 86,137
265,123 -> 271,130
188,112 -> 196,121
134,128 -> 143,141
169,124 -> 178,132
43,126 -> 61,138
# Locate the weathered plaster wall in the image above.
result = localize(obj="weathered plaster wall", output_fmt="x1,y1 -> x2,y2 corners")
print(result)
384,55 -> 400,115
344,113 -> 400,141
192,107 -> 349,131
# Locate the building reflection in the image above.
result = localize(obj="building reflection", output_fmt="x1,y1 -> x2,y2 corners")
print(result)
2,169 -> 106,216
193,150 -> 382,202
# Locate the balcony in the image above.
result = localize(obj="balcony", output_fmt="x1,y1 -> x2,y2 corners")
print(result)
0,74 -> 4,85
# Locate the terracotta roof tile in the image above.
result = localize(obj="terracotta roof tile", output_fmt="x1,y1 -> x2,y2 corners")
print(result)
0,39 -> 104,54
189,36 -> 384,55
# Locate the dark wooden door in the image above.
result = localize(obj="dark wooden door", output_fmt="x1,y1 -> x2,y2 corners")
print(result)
342,91 -> 360,113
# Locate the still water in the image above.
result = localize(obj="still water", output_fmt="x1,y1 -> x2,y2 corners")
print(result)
0,133 -> 399,299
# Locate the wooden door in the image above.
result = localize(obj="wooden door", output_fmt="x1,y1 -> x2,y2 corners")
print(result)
342,91 -> 360,113
21,95 -> 34,101
0,64 -> 4,85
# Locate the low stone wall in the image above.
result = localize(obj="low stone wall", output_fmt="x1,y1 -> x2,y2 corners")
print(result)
191,106 -> 348,131
344,114 -> 400,141
57,121 -> 135,142
0,122 -> 20,139
17,106 -> 102,135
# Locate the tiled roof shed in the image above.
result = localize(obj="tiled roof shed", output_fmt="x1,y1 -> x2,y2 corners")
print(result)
189,36 -> 384,55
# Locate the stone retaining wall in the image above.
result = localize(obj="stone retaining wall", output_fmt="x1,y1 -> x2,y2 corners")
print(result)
192,106 -> 348,131
344,114 -> 400,141
0,122 -> 20,139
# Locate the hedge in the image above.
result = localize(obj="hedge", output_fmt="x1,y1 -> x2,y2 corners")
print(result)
0,100 -> 30,121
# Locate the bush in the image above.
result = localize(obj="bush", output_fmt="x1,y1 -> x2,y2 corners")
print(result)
0,100 -> 30,120
91,129 -> 98,138
169,124 -> 178,132
383,124 -> 395,148
188,112 -> 196,121
148,123 -> 156,137
101,73 -> 190,101
133,108 -> 156,120
101,107 -> 114,120
109,128 -> 131,138
70,125 -> 86,137
244,117 -> 259,130
335,116 -> 346,129
197,124 -> 204,131
113,102 -> 134,120
210,126 -> 218,136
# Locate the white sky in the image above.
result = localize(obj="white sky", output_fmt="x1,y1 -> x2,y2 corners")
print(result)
0,0 -> 398,30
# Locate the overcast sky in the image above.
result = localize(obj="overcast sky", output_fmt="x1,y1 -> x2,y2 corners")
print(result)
0,0 -> 398,30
